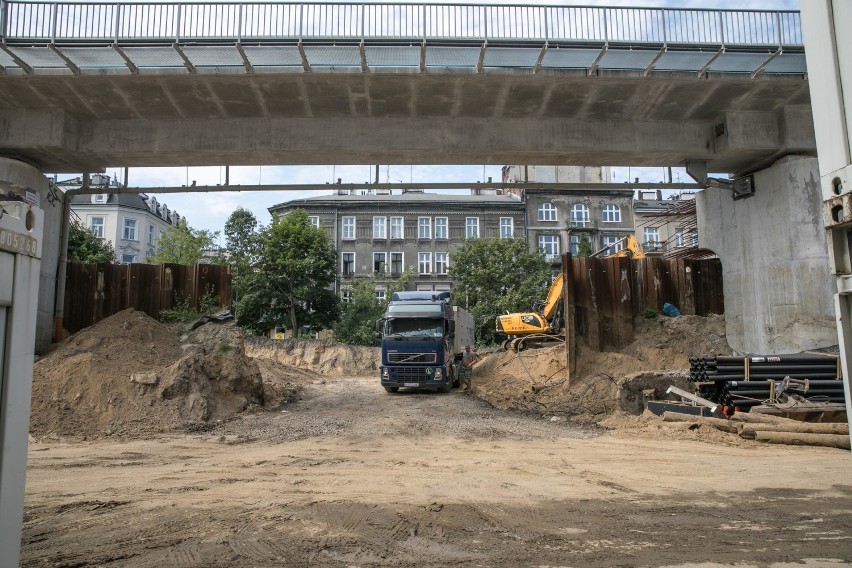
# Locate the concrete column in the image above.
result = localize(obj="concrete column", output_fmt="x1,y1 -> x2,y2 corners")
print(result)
697,156 -> 836,354
0,158 -> 60,353
0,158 -> 46,568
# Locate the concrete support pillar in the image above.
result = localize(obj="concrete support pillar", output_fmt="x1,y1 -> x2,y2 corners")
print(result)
0,158 -> 46,568
0,158 -> 61,353
697,156 -> 836,354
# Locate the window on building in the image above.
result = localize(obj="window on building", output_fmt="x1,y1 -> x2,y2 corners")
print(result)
570,235 -> 580,255
340,288 -> 352,303
148,224 -> 155,246
602,204 -> 621,223
675,227 -> 698,247
538,234 -> 560,261
538,202 -> 558,222
390,252 -> 403,275
643,227 -> 659,248
686,229 -> 698,247
435,252 -> 448,275
94,194 -> 106,203
123,218 -> 137,241
89,216 -> 105,239
308,216 -> 320,228
499,217 -> 513,239
435,217 -> 448,239
465,217 -> 479,239
603,235 -> 624,252
418,252 -> 432,275
571,204 -> 590,227
375,289 -> 386,303
342,252 -> 355,276
342,216 -> 356,240
373,216 -> 387,239
390,216 -> 404,239
418,217 -> 431,239
373,252 -> 387,273
121,253 -> 136,264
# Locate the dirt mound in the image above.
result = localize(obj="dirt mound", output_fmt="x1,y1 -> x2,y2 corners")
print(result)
474,314 -> 730,422
29,311 -> 311,440
246,337 -> 379,377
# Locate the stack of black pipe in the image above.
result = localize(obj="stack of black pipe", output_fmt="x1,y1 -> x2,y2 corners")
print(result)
688,355 -> 845,409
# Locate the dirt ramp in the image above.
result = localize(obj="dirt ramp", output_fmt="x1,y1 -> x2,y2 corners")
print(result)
246,337 -> 379,377
474,314 -> 729,421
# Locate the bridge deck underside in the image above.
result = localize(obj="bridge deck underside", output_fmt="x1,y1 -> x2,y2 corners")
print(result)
0,42 -> 811,173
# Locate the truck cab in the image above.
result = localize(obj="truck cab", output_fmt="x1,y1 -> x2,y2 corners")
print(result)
376,291 -> 470,393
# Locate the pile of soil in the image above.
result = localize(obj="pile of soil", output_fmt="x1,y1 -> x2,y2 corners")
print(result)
245,337 -> 379,377
473,314 -> 730,423
29,310 -> 316,440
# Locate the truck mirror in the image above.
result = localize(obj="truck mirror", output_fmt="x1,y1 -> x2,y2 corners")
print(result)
374,331 -> 381,340
449,320 -> 456,333
375,319 -> 382,334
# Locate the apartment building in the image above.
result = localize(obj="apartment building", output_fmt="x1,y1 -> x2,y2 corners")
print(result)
64,174 -> 186,263
502,165 -> 635,259
268,190 -> 526,300
633,191 -> 698,255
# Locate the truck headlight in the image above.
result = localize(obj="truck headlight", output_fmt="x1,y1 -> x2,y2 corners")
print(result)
381,368 -> 388,378
434,368 -> 442,379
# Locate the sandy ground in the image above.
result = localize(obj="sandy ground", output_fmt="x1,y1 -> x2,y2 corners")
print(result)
22,375 -> 852,568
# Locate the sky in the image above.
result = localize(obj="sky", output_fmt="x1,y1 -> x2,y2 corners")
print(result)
52,0 -> 800,238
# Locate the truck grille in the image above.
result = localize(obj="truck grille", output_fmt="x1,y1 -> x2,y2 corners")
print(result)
393,367 -> 431,381
388,352 -> 436,364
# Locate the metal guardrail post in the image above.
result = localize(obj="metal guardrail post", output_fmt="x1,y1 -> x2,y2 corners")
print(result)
298,3 -> 303,41
174,3 -> 181,43
718,11 -> 725,45
0,0 -> 6,41
237,4 -> 242,41
50,2 -> 57,42
113,2 -> 120,43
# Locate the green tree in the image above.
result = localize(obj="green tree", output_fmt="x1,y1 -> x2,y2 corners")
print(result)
235,209 -> 339,336
333,270 -> 414,345
449,238 -> 552,345
224,208 -> 262,306
148,223 -> 221,265
577,235 -> 592,258
67,219 -> 116,263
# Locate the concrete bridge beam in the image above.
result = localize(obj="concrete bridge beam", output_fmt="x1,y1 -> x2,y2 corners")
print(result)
0,111 -> 815,174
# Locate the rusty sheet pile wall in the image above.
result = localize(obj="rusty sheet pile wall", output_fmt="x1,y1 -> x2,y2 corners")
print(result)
567,256 -> 724,350
63,262 -> 231,334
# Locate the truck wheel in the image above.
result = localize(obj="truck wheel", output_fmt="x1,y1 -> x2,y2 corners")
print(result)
384,386 -> 399,393
451,367 -> 461,388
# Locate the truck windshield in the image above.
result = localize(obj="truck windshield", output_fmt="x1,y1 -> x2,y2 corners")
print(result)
385,318 -> 444,338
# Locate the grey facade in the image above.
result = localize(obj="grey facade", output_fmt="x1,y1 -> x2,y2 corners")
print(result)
503,166 -> 635,258
268,191 -> 526,299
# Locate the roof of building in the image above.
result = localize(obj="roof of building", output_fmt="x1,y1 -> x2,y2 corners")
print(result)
269,191 -> 525,213
69,192 -> 151,211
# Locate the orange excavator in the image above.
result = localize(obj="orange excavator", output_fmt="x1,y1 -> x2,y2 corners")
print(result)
495,236 -> 645,351
495,273 -> 564,351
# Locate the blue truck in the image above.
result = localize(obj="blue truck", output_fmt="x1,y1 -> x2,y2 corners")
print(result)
376,291 -> 475,393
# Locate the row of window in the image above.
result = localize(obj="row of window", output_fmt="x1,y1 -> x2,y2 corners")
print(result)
326,216 -> 516,240
341,251 -> 450,276
88,216 -> 159,246
538,203 -> 622,223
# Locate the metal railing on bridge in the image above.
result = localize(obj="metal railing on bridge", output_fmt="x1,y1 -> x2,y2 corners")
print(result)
1,1 -> 802,47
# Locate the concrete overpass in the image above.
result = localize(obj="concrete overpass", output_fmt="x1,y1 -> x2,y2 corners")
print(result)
0,2 -> 812,175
